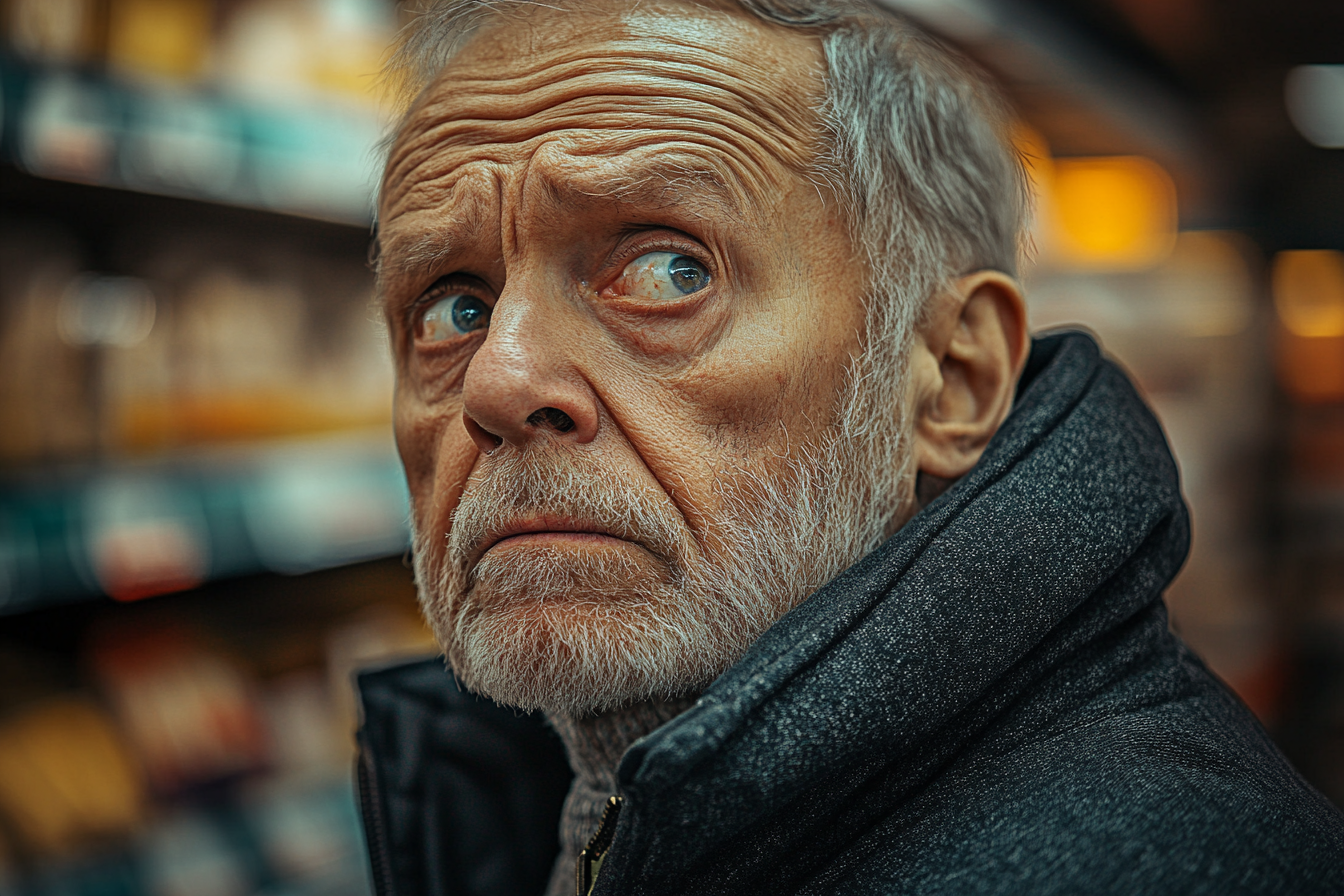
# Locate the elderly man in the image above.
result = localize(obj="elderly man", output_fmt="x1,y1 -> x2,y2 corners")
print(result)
354,1 -> 1344,894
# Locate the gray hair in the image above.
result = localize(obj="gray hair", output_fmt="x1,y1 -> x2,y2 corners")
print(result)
382,0 -> 1029,449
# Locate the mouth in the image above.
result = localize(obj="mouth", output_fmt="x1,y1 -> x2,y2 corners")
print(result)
478,516 -> 633,560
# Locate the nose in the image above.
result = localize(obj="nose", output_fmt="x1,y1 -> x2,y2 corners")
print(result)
460,289 -> 599,453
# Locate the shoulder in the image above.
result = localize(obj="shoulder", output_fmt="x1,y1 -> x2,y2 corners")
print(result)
825,688 -> 1344,896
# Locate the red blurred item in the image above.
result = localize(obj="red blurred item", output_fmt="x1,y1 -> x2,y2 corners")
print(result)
93,519 -> 207,601
89,626 -> 269,796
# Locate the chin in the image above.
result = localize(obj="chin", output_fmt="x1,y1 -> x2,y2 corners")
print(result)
430,585 -> 727,717
416,543 -> 762,717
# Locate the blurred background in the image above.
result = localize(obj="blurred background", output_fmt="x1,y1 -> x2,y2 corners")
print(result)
0,0 -> 1341,893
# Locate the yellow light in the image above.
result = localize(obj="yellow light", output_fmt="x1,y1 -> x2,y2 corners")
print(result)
1050,156 -> 1177,270
106,0 -> 212,81
1273,250 -> 1344,338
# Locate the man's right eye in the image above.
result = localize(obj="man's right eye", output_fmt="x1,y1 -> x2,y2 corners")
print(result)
420,293 -> 491,342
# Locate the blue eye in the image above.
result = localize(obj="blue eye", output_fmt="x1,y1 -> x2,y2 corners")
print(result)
667,255 -> 709,294
614,252 -> 711,300
421,292 -> 490,341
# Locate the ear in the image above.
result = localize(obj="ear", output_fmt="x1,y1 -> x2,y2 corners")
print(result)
910,270 -> 1030,483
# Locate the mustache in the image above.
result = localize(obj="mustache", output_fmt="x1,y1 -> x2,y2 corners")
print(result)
445,446 -> 693,573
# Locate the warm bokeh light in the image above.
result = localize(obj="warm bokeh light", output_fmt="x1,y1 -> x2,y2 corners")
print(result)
1049,156 -> 1178,271
106,0 -> 213,81
1277,330 -> 1344,403
1274,250 -> 1344,338
1274,251 -> 1344,403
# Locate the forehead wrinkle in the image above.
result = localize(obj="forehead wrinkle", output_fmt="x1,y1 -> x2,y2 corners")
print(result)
390,65 -> 816,164
384,45 -> 822,211
440,42 -> 816,141
387,115 -> 802,217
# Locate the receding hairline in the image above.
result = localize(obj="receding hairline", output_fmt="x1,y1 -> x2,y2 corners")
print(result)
380,0 -> 842,119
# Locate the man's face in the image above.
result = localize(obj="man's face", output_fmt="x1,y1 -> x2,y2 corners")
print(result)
379,0 -> 898,715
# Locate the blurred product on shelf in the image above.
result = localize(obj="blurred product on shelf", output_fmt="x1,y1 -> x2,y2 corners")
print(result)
105,0 -> 213,83
89,624 -> 270,796
215,0 -> 394,102
5,0 -> 395,99
0,696 -> 144,857
0,229 -> 93,462
4,0 -> 101,65
1,0 -> 394,221
0,557 -> 432,895
0,169 -> 407,611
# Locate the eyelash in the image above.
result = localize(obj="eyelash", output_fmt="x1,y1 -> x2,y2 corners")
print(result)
602,231 -> 716,292
408,277 -> 494,340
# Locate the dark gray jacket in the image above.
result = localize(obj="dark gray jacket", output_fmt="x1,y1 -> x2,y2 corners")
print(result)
356,332 -> 1344,895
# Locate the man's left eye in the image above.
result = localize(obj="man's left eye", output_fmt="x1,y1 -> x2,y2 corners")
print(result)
611,252 -> 711,301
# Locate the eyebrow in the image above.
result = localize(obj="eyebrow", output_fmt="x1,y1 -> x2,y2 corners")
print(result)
380,230 -> 466,285
560,159 -> 748,220
376,155 -> 751,292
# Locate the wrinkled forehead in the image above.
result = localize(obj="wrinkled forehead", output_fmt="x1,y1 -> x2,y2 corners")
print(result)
380,0 -> 828,217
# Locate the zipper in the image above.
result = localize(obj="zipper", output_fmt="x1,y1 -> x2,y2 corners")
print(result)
356,743 -> 394,896
576,795 -> 624,896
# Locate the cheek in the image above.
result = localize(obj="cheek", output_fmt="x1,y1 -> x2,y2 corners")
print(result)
394,386 -> 478,537
677,315 -> 855,440
611,334 -> 839,539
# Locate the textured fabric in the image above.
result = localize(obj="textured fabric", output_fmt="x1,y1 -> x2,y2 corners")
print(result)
543,698 -> 698,896
356,332 -> 1344,896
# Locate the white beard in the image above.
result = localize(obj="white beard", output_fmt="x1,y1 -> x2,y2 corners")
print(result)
411,353 -> 912,717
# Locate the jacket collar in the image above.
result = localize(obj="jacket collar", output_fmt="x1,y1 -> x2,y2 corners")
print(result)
599,331 -> 1191,889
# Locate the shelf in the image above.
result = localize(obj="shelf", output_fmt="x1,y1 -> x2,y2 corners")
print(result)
0,431 -> 411,615
0,53 -> 384,226
0,55 -> 400,616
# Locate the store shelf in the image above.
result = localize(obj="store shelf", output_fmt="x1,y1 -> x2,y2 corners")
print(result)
0,53 -> 384,226
0,431 -> 411,615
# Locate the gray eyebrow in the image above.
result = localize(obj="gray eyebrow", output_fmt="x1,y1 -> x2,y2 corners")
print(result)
378,230 -> 466,287
561,161 -> 746,219
376,157 -> 747,294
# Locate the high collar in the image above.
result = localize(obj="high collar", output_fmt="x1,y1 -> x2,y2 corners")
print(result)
547,697 -> 697,794
596,331 -> 1191,892
543,698 -> 697,896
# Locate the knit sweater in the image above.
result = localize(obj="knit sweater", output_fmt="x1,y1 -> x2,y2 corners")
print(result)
543,699 -> 696,896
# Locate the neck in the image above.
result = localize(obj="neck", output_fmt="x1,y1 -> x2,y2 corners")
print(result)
547,695 -> 696,792
542,696 -> 697,896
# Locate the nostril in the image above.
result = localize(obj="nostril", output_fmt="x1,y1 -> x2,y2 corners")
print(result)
462,412 -> 504,454
527,407 -> 576,433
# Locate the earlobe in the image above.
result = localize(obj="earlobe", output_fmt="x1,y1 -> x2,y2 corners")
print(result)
913,270 -> 1029,482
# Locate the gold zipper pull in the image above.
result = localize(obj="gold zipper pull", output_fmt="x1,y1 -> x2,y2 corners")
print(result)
576,795 -> 624,896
